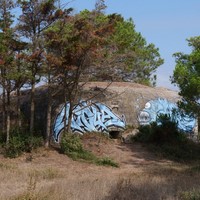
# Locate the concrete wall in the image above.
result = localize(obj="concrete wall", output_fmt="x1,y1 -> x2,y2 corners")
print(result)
82,82 -> 180,127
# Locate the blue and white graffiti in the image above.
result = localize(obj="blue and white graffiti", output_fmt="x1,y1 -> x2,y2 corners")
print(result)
53,101 -> 126,142
138,98 -> 196,133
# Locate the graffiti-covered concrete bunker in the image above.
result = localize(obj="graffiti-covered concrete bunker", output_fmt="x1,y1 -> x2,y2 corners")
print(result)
52,82 -> 196,142
20,82 -> 197,142
53,100 -> 126,142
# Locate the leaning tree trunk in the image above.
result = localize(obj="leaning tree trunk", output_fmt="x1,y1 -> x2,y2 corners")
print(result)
66,98 -> 73,134
63,74 -> 68,135
66,81 -> 80,134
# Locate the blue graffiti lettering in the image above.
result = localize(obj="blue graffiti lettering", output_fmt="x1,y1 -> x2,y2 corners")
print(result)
53,101 -> 126,142
138,98 -> 196,133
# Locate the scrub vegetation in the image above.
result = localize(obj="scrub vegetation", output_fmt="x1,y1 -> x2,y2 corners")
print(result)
60,132 -> 119,167
133,114 -> 200,162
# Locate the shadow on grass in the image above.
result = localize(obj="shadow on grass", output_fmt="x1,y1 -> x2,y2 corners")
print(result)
103,168 -> 200,200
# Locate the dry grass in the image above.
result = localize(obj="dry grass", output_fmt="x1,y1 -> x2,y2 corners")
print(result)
104,165 -> 200,200
0,138 -> 200,200
2,163 -> 200,200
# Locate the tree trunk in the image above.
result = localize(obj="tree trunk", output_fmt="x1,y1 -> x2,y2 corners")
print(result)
30,80 -> 35,135
1,67 -> 6,135
66,74 -> 80,134
45,73 -> 52,148
66,99 -> 73,134
45,98 -> 52,148
6,90 -> 10,145
63,93 -> 67,134
2,86 -> 6,135
198,114 -> 200,141
17,88 -> 22,129
63,75 -> 67,135
16,58 -> 22,129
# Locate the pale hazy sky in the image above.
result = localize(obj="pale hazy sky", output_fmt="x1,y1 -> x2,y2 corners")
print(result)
64,0 -> 200,90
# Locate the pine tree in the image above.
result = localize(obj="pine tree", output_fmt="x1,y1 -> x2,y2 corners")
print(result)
17,0 -> 57,134
0,0 -> 16,143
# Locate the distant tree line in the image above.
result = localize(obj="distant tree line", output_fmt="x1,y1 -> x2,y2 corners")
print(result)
0,0 -> 163,146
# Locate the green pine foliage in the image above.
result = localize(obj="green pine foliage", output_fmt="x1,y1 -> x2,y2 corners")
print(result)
172,36 -> 200,139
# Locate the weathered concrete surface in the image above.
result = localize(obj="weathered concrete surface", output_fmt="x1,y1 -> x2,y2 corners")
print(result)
81,82 -> 179,127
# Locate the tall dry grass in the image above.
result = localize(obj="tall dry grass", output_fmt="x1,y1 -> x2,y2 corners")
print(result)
104,165 -> 200,200
0,160 -> 200,200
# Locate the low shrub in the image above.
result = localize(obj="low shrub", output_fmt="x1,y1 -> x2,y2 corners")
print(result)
60,133 -> 83,155
0,132 -> 6,145
60,133 -> 118,167
97,157 -> 119,167
133,114 -> 200,162
133,124 -> 153,143
134,114 -> 187,145
4,129 -> 43,158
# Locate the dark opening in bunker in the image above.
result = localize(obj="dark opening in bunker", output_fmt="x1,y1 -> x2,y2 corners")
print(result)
109,131 -> 121,139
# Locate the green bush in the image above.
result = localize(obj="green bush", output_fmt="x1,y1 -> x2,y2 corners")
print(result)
60,133 -> 83,155
60,133 -> 97,161
97,157 -> 119,167
133,114 -> 200,162
60,133 -> 118,167
4,130 -> 43,158
134,124 -> 153,143
134,114 -> 187,145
